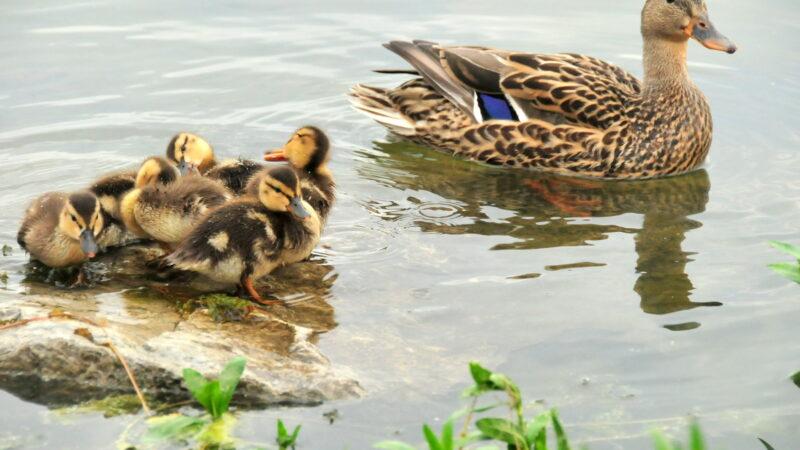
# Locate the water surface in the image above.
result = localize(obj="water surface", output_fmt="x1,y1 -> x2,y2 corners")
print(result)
1,0 -> 799,448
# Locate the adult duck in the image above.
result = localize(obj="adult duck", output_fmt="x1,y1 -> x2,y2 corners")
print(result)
349,0 -> 736,179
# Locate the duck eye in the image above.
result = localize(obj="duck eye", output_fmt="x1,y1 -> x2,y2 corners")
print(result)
272,186 -> 282,194
70,215 -> 78,222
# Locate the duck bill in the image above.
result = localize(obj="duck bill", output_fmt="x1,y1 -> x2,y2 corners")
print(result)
177,158 -> 190,176
263,149 -> 286,162
684,15 -> 737,54
288,196 -> 311,221
79,229 -> 99,258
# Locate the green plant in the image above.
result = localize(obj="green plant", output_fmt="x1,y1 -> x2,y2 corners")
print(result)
375,362 -> 571,450
767,240 -> 800,283
650,421 -> 707,450
375,362 -> 718,450
277,419 -> 302,449
143,356 -> 247,447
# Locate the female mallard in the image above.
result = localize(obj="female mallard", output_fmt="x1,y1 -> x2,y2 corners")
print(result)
18,191 -> 103,284
166,166 -> 320,305
263,126 -> 336,222
166,132 -> 263,194
120,156 -> 231,251
349,0 -> 736,179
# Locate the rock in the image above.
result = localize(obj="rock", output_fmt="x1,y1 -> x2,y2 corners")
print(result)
0,245 -> 363,408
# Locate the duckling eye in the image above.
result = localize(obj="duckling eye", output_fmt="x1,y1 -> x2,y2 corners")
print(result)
70,215 -> 78,222
272,186 -> 282,194
666,0 -> 675,3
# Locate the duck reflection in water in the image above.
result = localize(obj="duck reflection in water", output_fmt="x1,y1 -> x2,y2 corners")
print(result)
359,140 -> 722,317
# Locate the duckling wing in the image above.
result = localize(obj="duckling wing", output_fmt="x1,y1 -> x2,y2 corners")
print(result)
437,46 -> 641,129
18,192 -> 66,250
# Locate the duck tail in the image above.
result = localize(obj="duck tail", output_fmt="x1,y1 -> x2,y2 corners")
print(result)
348,84 -> 417,136
382,40 -> 477,121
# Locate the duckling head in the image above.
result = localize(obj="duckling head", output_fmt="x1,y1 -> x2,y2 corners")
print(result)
166,132 -> 215,175
642,0 -> 736,54
264,126 -> 330,175
58,192 -> 103,258
257,166 -> 312,221
135,156 -> 180,188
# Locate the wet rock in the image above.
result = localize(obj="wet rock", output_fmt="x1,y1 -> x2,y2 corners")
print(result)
0,245 -> 363,408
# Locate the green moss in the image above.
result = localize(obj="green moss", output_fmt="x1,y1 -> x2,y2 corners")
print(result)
52,394 -> 146,418
199,294 -> 252,323
2,245 -> 12,257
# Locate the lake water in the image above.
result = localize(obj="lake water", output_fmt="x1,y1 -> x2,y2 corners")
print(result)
1,0 -> 799,448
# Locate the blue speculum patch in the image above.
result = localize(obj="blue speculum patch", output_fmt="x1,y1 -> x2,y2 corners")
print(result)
477,93 -> 519,121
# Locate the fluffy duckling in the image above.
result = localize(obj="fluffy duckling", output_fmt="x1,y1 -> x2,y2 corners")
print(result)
88,171 -> 138,248
166,132 -> 216,175
18,191 -> 103,284
264,126 -> 335,222
120,156 -> 231,251
166,132 -> 263,194
166,166 -> 320,305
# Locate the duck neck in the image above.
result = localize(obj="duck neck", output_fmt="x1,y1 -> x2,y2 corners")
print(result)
642,37 -> 691,97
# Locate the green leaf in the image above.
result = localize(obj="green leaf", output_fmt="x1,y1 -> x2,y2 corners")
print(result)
217,356 -> 247,415
276,419 -> 301,448
454,431 -> 485,448
533,428 -> 547,450
277,418 -> 288,438
182,368 -> 211,409
475,418 -> 526,447
469,362 -> 493,385
688,421 -> 705,450
423,424 -> 444,450
768,263 -> 800,283
201,381 -> 223,419
143,414 -> 205,443
650,430 -> 673,450
758,437 -> 777,450
525,411 -> 551,446
441,417 -> 454,450
289,424 -> 302,445
551,410 -> 571,450
373,442 -> 417,450
769,240 -> 800,259
790,370 -> 800,389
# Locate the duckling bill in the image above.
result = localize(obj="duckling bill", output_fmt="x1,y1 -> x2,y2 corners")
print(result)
166,166 -> 321,305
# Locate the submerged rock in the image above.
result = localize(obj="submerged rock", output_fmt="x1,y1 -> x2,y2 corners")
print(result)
0,244 -> 363,408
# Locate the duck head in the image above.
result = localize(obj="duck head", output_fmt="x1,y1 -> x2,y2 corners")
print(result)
642,0 -> 737,54
135,156 -> 181,188
264,126 -> 330,175
256,166 -> 312,221
166,132 -> 216,175
59,192 -> 103,258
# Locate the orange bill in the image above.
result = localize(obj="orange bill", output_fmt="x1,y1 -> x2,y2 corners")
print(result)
263,149 -> 286,162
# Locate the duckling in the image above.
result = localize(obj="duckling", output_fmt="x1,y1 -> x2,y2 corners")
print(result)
166,132 -> 263,194
263,126 -> 335,222
166,132 -> 217,175
166,166 -> 320,305
120,156 -> 231,251
18,191 -> 103,284
88,171 -> 138,248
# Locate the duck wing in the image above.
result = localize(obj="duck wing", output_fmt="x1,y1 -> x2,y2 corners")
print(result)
436,46 -> 641,129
